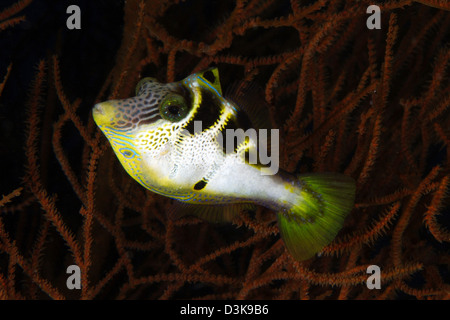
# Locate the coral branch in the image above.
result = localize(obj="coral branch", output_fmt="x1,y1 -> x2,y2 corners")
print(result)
1,0 -> 448,300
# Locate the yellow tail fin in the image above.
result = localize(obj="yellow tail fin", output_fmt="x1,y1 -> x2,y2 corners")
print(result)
277,173 -> 355,261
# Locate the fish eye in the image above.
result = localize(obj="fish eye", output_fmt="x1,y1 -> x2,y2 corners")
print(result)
135,77 -> 157,95
160,93 -> 188,122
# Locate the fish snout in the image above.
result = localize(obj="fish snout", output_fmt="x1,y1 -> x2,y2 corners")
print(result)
93,103 -> 105,115
92,101 -> 115,126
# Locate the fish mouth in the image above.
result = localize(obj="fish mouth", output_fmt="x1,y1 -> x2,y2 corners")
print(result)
93,103 -> 105,116
92,102 -> 114,126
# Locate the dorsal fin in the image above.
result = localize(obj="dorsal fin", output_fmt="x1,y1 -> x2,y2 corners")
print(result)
225,81 -> 272,130
224,81 -> 274,168
167,200 -> 255,223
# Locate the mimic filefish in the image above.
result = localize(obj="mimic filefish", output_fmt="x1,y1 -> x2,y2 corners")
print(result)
92,68 -> 355,261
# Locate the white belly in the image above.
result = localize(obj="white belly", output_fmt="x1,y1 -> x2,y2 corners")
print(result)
139,139 -> 300,208
206,155 -> 299,208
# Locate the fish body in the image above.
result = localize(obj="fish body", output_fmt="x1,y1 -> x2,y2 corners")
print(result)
93,68 -> 355,260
